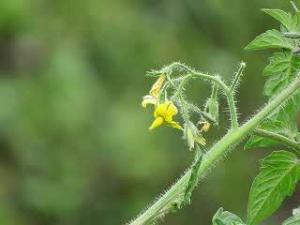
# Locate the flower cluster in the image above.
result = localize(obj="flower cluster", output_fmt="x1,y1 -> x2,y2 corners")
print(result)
141,66 -> 219,150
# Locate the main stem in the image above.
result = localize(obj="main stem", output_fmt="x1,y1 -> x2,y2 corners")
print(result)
129,76 -> 300,225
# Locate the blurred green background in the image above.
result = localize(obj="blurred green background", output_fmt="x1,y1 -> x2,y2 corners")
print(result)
0,0 -> 299,224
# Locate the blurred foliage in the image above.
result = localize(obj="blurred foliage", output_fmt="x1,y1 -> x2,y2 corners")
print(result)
0,0 -> 299,224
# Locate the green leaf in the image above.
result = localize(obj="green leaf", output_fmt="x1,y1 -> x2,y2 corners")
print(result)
212,208 -> 245,225
247,151 -> 300,225
244,120 -> 283,149
245,51 -> 300,150
245,29 -> 295,50
272,99 -> 300,135
245,100 -> 300,150
262,9 -> 299,32
282,207 -> 300,225
263,51 -> 300,78
245,10 -> 300,152
263,52 -> 292,77
263,52 -> 300,97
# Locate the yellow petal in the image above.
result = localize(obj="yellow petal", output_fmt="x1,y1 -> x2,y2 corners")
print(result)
149,74 -> 166,97
167,121 -> 183,130
151,101 -> 181,131
149,117 -> 164,131
164,101 -> 178,121
154,103 -> 168,117
141,95 -> 157,108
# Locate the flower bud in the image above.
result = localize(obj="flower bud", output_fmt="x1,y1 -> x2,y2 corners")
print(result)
149,74 -> 166,97
205,97 -> 219,124
183,121 -> 206,151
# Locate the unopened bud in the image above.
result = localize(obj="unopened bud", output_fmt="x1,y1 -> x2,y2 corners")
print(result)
183,122 -> 206,151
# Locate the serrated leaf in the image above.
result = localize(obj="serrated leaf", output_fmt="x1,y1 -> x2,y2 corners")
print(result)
245,29 -> 295,50
245,50 -> 300,150
212,208 -> 245,225
271,99 -> 300,134
245,100 -> 300,150
263,52 -> 300,97
264,72 -> 291,97
262,9 -> 299,32
247,151 -> 300,225
282,207 -> 300,225
263,52 -> 292,76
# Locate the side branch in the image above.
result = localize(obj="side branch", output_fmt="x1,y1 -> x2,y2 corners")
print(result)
173,70 -> 239,129
165,62 -> 239,129
254,128 -> 300,153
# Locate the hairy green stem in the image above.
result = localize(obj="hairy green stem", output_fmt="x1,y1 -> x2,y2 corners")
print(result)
186,103 -> 217,123
192,72 -> 239,129
291,1 -> 300,12
230,62 -> 246,93
173,71 -> 239,129
254,128 -> 300,152
128,76 -> 300,225
165,62 -> 238,129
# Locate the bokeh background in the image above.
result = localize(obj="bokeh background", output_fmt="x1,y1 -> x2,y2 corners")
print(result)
0,0 -> 299,224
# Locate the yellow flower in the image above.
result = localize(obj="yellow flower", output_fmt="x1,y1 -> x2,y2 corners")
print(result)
149,101 -> 182,131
